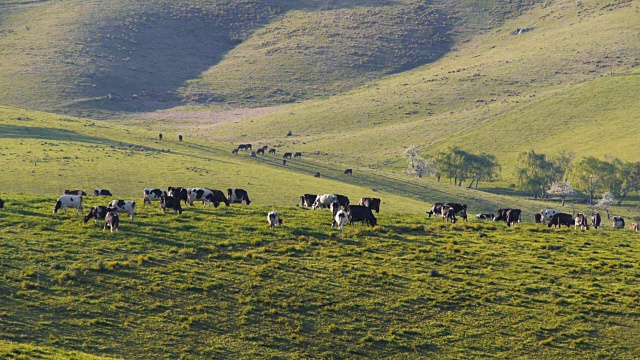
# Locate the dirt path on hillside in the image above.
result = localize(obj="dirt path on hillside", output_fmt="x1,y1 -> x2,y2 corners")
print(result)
137,105 -> 283,126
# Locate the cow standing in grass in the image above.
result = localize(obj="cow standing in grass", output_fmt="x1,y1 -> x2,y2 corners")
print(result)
54,195 -> 83,215
104,211 -> 119,233
574,213 -> 589,230
335,210 -> 348,231
84,206 -> 110,225
108,200 -> 136,222
267,211 -> 282,229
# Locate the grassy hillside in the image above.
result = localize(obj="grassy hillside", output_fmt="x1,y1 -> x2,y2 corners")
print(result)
0,340 -> 117,360
182,0 -> 639,178
1,193 -> 639,358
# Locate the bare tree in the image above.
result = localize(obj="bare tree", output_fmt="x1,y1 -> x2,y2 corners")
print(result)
403,145 -> 421,171
595,191 -> 615,219
547,181 -> 576,206
414,157 -> 435,178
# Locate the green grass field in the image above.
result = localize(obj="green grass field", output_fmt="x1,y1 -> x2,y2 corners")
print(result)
1,193 -> 639,358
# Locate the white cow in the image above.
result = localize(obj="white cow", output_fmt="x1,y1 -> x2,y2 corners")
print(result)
267,211 -> 282,229
540,209 -> 561,224
312,194 -> 337,210
334,210 -> 348,231
109,200 -> 136,222
53,195 -> 83,215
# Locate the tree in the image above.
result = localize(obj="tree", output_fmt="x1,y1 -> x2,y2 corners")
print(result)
595,191 -> 615,219
515,150 -> 551,199
467,153 -> 501,189
572,156 -> 602,205
611,160 -> 640,205
403,145 -> 421,171
551,150 -> 575,182
547,180 -> 575,206
414,157 -> 434,178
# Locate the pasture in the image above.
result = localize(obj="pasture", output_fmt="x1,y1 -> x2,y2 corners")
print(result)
0,193 -> 639,358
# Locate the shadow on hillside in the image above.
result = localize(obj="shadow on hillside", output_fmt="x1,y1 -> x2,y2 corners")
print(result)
0,125 -> 108,144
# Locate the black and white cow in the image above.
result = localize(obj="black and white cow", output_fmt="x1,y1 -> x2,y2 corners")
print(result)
359,197 -> 381,213
534,213 -> 543,223
167,187 -> 189,205
267,211 -> 282,229
427,203 -> 444,218
94,189 -> 112,197
476,213 -> 495,220
330,201 -> 341,227
547,213 -> 573,228
104,211 -> 119,233
188,188 -> 229,207
441,205 -> 457,223
143,188 -> 166,205
54,195 -> 83,215
591,213 -> 602,229
494,208 -> 520,227
84,206 -> 110,224
228,188 -> 251,205
108,200 -> 136,222
160,195 -> 183,215
574,213 -> 589,230
294,152 -> 302,159
335,210 -> 348,231
444,203 -> 468,221
540,209 -> 561,224
613,216 -> 625,229
299,194 -> 317,207
347,205 -> 377,227
64,190 -> 87,196
312,194 -> 337,210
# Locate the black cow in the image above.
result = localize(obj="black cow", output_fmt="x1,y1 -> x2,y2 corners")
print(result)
591,213 -> 601,229
299,194 -> 317,207
445,203 -> 468,221
179,135 -> 183,142
159,133 -> 163,140
256,148 -> 265,155
283,160 -> 287,165
232,148 -> 238,155
228,189 -> 251,205
534,213 -> 543,223
476,213 -> 495,220
94,189 -> 112,197
427,203 -> 444,218
209,189 -> 230,208
84,206 -> 110,224
269,149 -> 276,155
104,211 -> 119,233
548,213 -> 573,228
441,205 -> 457,223
238,144 -> 250,151
359,197 -> 381,213
0,198 -> 4,209
344,169 -> 353,175
335,194 -> 350,208
314,172 -> 321,178
283,152 -> 292,159
347,205 -> 377,227
167,187 -> 189,204
294,152 -> 302,158
160,195 -> 183,215
64,190 -> 87,196
505,209 -> 521,227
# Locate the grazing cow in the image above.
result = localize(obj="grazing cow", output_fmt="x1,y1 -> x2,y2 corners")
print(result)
312,194 -> 338,210
534,213 -> 542,223
0,198 -> 4,209
441,205 -> 457,223
269,149 -> 276,155
347,205 -> 377,227
108,200 -> 136,222
294,152 -> 302,159
427,203 -> 444,218
445,203 -> 468,221
359,197 -> 381,213
476,213 -> 495,220
493,208 -> 511,222
267,211 -> 282,229
64,190 -> 87,196
314,172 -> 321,178
330,201 -> 341,227
344,169 -> 353,175
612,216 -> 625,229
283,160 -> 287,165
167,187 -> 189,205
53,195 -> 83,215
335,210 -> 348,231
547,213 -> 573,228
574,213 -> 589,230
260,145 -> 268,150
505,209 -> 522,227
228,188 -> 251,205
84,206 -> 110,224
335,194 -> 350,208
631,223 -> 639,231
591,213 -> 602,229
283,152 -> 292,159
143,188 -> 166,205
256,148 -> 265,155
299,194 -> 317,207
540,209 -> 561,224
179,135 -> 183,142
238,144 -> 249,151
160,195 -> 183,215
232,148 -> 238,155
104,211 -> 119,233
94,189 -> 112,197
188,188 -> 229,207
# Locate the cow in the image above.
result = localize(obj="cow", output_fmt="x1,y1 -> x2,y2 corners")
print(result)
335,194 -> 350,208
267,211 -> 282,229
476,213 -> 495,220
612,216 -> 625,229
179,135 -> 183,142
540,209 -> 561,224
445,203 -> 468,221
159,133 -> 163,140
548,213 -> 573,228
104,211 -> 119,233
167,187 -> 189,205
0,198 -> 4,209
143,188 -> 166,205
260,145 -> 268,150
188,188 -> 229,207
534,213 -> 542,223
108,200 -> 136,222
330,201 -> 341,227
312,194 -> 338,210
64,190 -> 87,196
238,144 -> 250,151
53,195 -> 83,215
269,149 -> 276,155
574,213 -> 589,230
283,152 -> 292,159
256,148 -> 265,155
232,148 -> 238,155
314,172 -> 321,178
359,197 -> 381,213
94,189 -> 112,197
441,205 -> 457,223
294,152 -> 302,159
591,213 -> 602,229
283,160 -> 287,165
505,209 -> 522,227
228,188 -> 251,205
335,210 -> 348,231
344,169 -> 353,175
299,194 -> 317,207
84,206 -> 110,224
160,195 -> 183,215
427,203 -> 444,218
631,223 -> 639,231
347,205 -> 377,227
